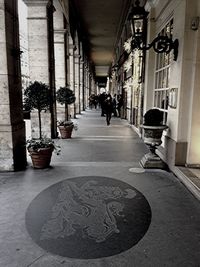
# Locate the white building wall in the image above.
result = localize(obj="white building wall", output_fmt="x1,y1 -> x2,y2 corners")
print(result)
146,0 -> 200,167
184,0 -> 200,166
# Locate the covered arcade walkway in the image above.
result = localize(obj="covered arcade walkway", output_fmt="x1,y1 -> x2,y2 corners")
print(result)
0,109 -> 200,267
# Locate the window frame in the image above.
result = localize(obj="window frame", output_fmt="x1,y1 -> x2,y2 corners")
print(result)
153,19 -> 174,124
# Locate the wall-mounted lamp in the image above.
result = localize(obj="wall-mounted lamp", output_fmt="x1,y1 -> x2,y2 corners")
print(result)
127,0 -> 179,61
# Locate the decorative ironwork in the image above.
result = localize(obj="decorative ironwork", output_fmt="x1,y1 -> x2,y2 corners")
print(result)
128,0 -> 179,61
131,35 -> 179,61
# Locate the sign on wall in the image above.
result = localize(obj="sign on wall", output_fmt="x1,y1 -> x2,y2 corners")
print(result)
168,88 -> 178,108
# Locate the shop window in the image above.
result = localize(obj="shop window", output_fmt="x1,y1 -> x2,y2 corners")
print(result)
154,19 -> 173,123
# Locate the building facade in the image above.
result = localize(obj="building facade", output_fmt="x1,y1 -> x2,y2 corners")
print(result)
144,0 -> 200,170
112,0 -> 200,172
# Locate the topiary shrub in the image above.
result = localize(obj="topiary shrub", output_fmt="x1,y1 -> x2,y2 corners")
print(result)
143,108 -> 164,126
23,81 -> 51,139
56,86 -> 76,121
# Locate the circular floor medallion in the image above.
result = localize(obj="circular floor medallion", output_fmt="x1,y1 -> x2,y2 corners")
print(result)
26,176 -> 151,259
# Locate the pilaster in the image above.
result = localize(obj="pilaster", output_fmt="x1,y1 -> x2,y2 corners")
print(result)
69,41 -> 75,117
84,64 -> 90,107
80,55 -> 84,111
24,0 -> 51,138
53,1 -> 67,121
24,0 -> 49,82
74,53 -> 81,114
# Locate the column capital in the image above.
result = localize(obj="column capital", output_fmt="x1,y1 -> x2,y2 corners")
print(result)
23,0 -> 49,6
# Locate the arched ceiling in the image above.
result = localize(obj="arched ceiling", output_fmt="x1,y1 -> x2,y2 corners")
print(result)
70,0 -> 131,79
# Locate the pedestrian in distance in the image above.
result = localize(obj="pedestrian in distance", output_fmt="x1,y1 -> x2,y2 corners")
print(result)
99,92 -> 107,116
104,94 -> 113,126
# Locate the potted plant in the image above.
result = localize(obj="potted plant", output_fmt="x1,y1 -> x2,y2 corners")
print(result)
140,108 -> 168,168
142,108 -> 168,146
56,86 -> 76,138
23,81 -> 59,168
26,137 -> 60,169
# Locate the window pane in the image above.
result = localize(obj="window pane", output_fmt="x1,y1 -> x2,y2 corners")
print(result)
153,18 -> 173,123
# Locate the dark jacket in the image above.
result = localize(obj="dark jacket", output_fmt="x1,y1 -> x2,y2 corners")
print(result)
104,97 -> 113,113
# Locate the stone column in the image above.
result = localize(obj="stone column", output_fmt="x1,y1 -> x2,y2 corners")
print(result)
24,0 -> 51,138
53,1 -> 66,121
47,1 -> 57,138
80,56 -> 84,111
69,39 -> 76,118
85,64 -> 89,107
0,0 -> 26,171
74,53 -> 80,114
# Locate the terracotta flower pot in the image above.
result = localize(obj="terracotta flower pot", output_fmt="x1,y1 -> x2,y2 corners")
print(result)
28,147 -> 53,169
58,125 -> 73,139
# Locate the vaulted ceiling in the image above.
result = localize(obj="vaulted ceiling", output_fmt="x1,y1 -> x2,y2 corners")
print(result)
70,0 -> 132,79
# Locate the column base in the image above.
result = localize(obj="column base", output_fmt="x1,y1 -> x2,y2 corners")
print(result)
0,122 -> 27,172
140,152 -> 167,169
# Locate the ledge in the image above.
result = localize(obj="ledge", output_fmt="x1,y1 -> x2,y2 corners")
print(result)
173,166 -> 200,201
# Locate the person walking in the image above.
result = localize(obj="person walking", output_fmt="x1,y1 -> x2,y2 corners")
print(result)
99,92 -> 107,116
104,94 -> 113,125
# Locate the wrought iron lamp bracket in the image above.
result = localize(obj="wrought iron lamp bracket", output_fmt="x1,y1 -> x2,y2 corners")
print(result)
131,35 -> 179,61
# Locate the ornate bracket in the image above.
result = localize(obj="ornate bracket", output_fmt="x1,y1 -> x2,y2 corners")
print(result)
131,35 -> 179,61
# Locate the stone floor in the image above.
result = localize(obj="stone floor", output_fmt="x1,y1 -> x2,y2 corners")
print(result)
1,109 -> 200,267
